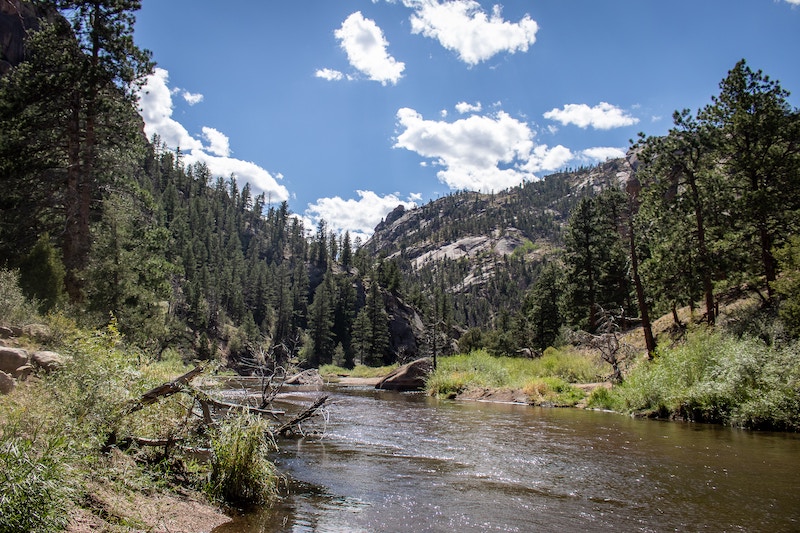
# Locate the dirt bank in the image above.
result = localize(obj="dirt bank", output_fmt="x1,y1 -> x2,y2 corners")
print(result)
66,480 -> 231,533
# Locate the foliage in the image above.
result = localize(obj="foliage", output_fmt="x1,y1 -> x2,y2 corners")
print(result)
607,330 -> 800,430
206,411 -> 278,506
18,233 -> 66,314
522,377 -> 584,407
0,425 -> 69,533
0,269 -> 39,326
775,236 -> 800,337
427,349 -> 603,398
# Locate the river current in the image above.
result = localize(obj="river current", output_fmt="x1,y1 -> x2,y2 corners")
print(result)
212,386 -> 800,532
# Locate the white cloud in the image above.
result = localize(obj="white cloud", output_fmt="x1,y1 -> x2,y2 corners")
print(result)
581,146 -> 626,162
335,11 -> 405,85
408,1 -> 538,66
138,68 -> 204,152
455,101 -> 482,114
304,190 -> 419,241
785,0 -> 800,5
521,144 -> 573,174
182,91 -> 204,105
201,127 -> 230,157
543,102 -> 639,130
137,68 -> 289,202
394,107 -> 571,192
315,68 -> 344,81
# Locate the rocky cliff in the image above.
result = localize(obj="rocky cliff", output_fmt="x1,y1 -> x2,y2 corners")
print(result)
0,0 -> 57,76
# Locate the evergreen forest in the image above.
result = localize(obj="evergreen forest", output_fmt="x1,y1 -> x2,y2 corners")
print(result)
1,2 -> 799,373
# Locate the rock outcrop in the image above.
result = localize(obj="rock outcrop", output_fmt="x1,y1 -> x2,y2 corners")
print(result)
0,0 -> 58,76
375,357 -> 433,392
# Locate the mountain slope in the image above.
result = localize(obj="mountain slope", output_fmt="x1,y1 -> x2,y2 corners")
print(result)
364,157 -> 634,332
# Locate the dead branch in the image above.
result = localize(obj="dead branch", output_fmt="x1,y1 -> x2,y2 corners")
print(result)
126,365 -> 205,414
275,395 -> 329,437
187,386 -> 285,418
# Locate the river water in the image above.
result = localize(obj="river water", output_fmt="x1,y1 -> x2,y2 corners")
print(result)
212,386 -> 800,532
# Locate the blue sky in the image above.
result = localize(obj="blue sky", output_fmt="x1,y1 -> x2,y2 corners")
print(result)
134,0 -> 800,240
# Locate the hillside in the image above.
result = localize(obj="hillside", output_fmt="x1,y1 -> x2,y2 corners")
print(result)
364,158 -> 633,331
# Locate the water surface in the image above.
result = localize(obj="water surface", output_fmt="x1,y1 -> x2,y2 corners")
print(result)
213,386 -> 800,532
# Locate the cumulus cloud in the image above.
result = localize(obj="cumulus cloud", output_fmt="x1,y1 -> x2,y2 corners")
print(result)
394,107 -> 571,192
315,68 -> 344,81
408,1 -> 538,65
581,146 -> 626,162
201,127 -> 230,158
455,101 -> 482,114
304,190 -> 419,241
137,68 -> 289,202
785,0 -> 800,5
138,68 -> 204,151
182,91 -> 204,105
543,102 -> 639,130
335,11 -> 405,85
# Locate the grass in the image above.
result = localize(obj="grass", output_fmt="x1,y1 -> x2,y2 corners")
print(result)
427,348 -> 605,406
586,329 -> 800,430
206,411 -> 278,506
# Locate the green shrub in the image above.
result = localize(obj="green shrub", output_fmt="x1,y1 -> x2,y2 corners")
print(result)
19,233 -> 66,314
0,426 -> 69,533
609,330 -> 800,430
206,411 -> 278,506
0,269 -> 39,326
585,386 -> 618,410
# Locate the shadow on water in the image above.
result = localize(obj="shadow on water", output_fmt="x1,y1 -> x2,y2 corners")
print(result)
213,386 -> 800,533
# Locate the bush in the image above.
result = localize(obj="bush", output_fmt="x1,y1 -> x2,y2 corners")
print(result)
0,269 -> 39,326
206,411 -> 278,506
609,330 -> 800,430
0,425 -> 69,533
585,386 -> 618,410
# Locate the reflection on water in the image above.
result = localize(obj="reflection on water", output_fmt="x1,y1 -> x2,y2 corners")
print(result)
213,387 -> 800,532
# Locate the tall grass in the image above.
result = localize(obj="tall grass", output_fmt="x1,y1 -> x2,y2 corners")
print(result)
206,411 -> 278,505
589,330 -> 800,430
427,349 -> 604,405
0,421 -> 69,533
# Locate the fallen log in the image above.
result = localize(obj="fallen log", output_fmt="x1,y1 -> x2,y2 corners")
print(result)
275,395 -> 329,437
126,365 -> 205,414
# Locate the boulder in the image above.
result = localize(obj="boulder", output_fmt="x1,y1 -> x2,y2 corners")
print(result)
0,370 -> 15,394
375,357 -> 433,392
285,369 -> 324,387
0,347 -> 28,376
31,350 -> 68,372
0,326 -> 15,338
21,323 -> 52,341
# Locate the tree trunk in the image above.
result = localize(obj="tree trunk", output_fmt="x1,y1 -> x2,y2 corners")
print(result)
629,220 -> 656,359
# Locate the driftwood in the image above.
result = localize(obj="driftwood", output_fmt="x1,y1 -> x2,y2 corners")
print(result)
126,365 -> 205,414
114,365 -> 327,458
276,395 -> 330,437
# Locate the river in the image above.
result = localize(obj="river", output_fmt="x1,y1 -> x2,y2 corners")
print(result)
212,385 -> 800,532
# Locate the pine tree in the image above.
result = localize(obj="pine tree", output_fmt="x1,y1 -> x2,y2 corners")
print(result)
699,59 -> 800,300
